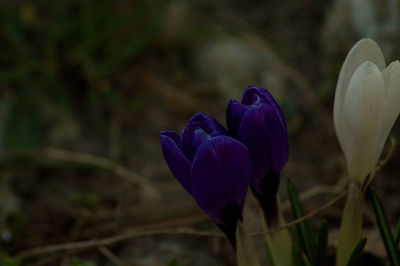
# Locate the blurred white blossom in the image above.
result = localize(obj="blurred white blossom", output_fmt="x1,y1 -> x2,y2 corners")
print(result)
333,38 -> 400,185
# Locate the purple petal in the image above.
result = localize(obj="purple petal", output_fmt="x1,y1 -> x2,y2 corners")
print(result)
237,105 -> 270,184
242,86 -> 263,106
243,86 -> 276,107
181,122 -> 210,162
237,104 -> 289,186
226,99 -> 248,137
161,130 -> 182,148
242,86 -> 287,134
160,131 -> 192,194
190,136 -> 251,225
188,112 -> 227,135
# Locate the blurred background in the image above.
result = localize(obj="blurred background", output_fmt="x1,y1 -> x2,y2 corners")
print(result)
0,0 -> 399,265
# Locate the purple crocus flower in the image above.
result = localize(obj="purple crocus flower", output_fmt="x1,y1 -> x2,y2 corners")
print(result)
160,112 -> 252,246
226,86 -> 289,226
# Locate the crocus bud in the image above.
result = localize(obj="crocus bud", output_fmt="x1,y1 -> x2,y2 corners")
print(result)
333,38 -> 400,185
160,113 -> 252,246
227,86 -> 289,225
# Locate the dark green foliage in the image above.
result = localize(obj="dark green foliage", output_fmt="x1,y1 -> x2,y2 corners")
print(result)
290,226 -> 306,266
0,0 -> 166,150
263,235 -> 276,266
394,219 -> 400,246
346,238 -> 367,266
169,259 -> 186,266
3,94 -> 44,149
0,254 -> 20,266
369,188 -> 400,266
316,220 -> 328,266
302,253 -> 312,266
68,257 -> 96,266
287,178 -> 325,266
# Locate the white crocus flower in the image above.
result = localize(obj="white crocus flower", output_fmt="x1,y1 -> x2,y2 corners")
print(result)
333,38 -> 400,185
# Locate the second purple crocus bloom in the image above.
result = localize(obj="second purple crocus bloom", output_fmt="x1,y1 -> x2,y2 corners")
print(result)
160,113 -> 252,246
227,86 -> 289,226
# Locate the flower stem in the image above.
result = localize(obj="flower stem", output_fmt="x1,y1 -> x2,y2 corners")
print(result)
263,196 -> 292,266
236,220 -> 261,266
336,182 -> 363,266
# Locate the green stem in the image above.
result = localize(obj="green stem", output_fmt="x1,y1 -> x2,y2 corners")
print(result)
236,221 -> 261,266
263,196 -> 292,266
336,182 -> 363,266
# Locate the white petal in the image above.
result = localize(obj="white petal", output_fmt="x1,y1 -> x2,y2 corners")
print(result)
342,61 -> 385,184
376,60 -> 400,160
334,39 -> 385,153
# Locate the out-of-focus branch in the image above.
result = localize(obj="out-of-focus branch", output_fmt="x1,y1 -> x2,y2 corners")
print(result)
98,246 -> 130,266
16,189 -> 347,260
281,184 -> 343,211
0,147 -> 158,199
253,189 -> 347,236
16,228 -> 224,259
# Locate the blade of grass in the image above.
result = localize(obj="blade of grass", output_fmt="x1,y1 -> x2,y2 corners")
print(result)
263,235 -> 276,266
302,253 -> 312,266
394,219 -> 400,246
287,178 -> 317,265
386,221 -> 400,266
290,227 -> 305,266
369,188 -> 400,266
346,238 -> 367,266
316,220 -> 328,266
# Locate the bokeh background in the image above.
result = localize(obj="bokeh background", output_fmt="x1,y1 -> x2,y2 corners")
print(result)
1,0 -> 399,265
